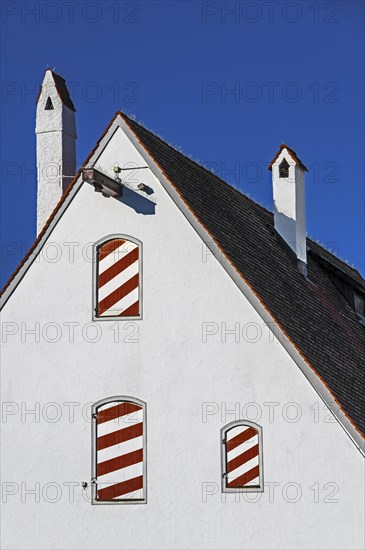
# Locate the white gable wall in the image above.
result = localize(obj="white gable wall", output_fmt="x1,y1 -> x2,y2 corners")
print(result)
1,127 -> 364,550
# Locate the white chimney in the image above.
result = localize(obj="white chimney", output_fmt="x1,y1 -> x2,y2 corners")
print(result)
35,70 -> 76,234
269,145 -> 308,273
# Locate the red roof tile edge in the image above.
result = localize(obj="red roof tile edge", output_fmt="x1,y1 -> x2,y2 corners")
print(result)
268,143 -> 308,171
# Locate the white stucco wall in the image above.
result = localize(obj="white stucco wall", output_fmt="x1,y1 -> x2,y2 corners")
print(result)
1,127 -> 364,550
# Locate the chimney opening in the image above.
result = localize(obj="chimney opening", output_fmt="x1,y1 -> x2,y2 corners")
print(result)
45,97 -> 54,110
279,158 -> 289,178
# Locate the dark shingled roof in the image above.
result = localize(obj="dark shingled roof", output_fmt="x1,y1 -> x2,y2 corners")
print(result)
121,113 -> 365,436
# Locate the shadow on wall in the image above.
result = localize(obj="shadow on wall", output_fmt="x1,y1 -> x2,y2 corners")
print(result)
115,186 -> 156,215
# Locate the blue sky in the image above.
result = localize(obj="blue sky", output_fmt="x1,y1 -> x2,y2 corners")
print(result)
1,0 -> 364,286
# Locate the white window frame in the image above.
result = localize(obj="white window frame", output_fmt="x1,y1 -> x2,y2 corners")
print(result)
221,420 -> 264,493
92,234 -> 143,321
91,395 -> 147,505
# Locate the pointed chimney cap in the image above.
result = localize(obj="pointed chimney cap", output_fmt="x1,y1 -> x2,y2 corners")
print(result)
268,144 -> 308,172
36,69 -> 76,112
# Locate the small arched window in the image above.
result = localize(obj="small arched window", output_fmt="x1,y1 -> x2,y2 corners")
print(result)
279,158 -> 290,178
221,421 -> 263,492
94,235 -> 142,319
92,396 -> 146,504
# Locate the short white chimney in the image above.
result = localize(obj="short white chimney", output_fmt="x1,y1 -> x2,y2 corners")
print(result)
269,145 -> 308,273
35,70 -> 77,234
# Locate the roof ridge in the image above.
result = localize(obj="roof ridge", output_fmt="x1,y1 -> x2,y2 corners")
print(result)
120,112 -> 363,280
3,109 -> 362,295
307,238 -> 364,283
120,112 -> 273,218
120,111 -> 365,440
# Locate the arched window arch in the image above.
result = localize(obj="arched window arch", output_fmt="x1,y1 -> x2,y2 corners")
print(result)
91,396 -> 147,504
221,420 -> 263,493
93,235 -> 142,319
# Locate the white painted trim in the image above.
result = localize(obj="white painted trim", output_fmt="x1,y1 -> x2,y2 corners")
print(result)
221,420 -> 264,493
91,395 -> 147,505
92,234 -> 143,321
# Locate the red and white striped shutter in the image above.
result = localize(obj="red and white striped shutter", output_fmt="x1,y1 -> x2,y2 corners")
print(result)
97,238 -> 140,317
95,400 -> 145,502
224,425 -> 261,489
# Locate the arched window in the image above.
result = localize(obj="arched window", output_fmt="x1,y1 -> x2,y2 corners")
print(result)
279,158 -> 290,178
92,396 -> 146,504
94,235 -> 142,319
221,421 -> 263,492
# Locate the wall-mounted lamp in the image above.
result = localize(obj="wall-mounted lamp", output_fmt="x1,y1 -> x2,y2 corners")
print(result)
113,163 -> 121,183
137,183 -> 148,192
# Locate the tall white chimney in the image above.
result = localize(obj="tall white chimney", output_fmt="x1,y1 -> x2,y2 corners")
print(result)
35,70 -> 76,234
269,145 -> 308,273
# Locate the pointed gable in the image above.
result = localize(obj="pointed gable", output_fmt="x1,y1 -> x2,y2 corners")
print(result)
36,70 -> 76,111
1,111 -> 364,440
268,143 -> 308,172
